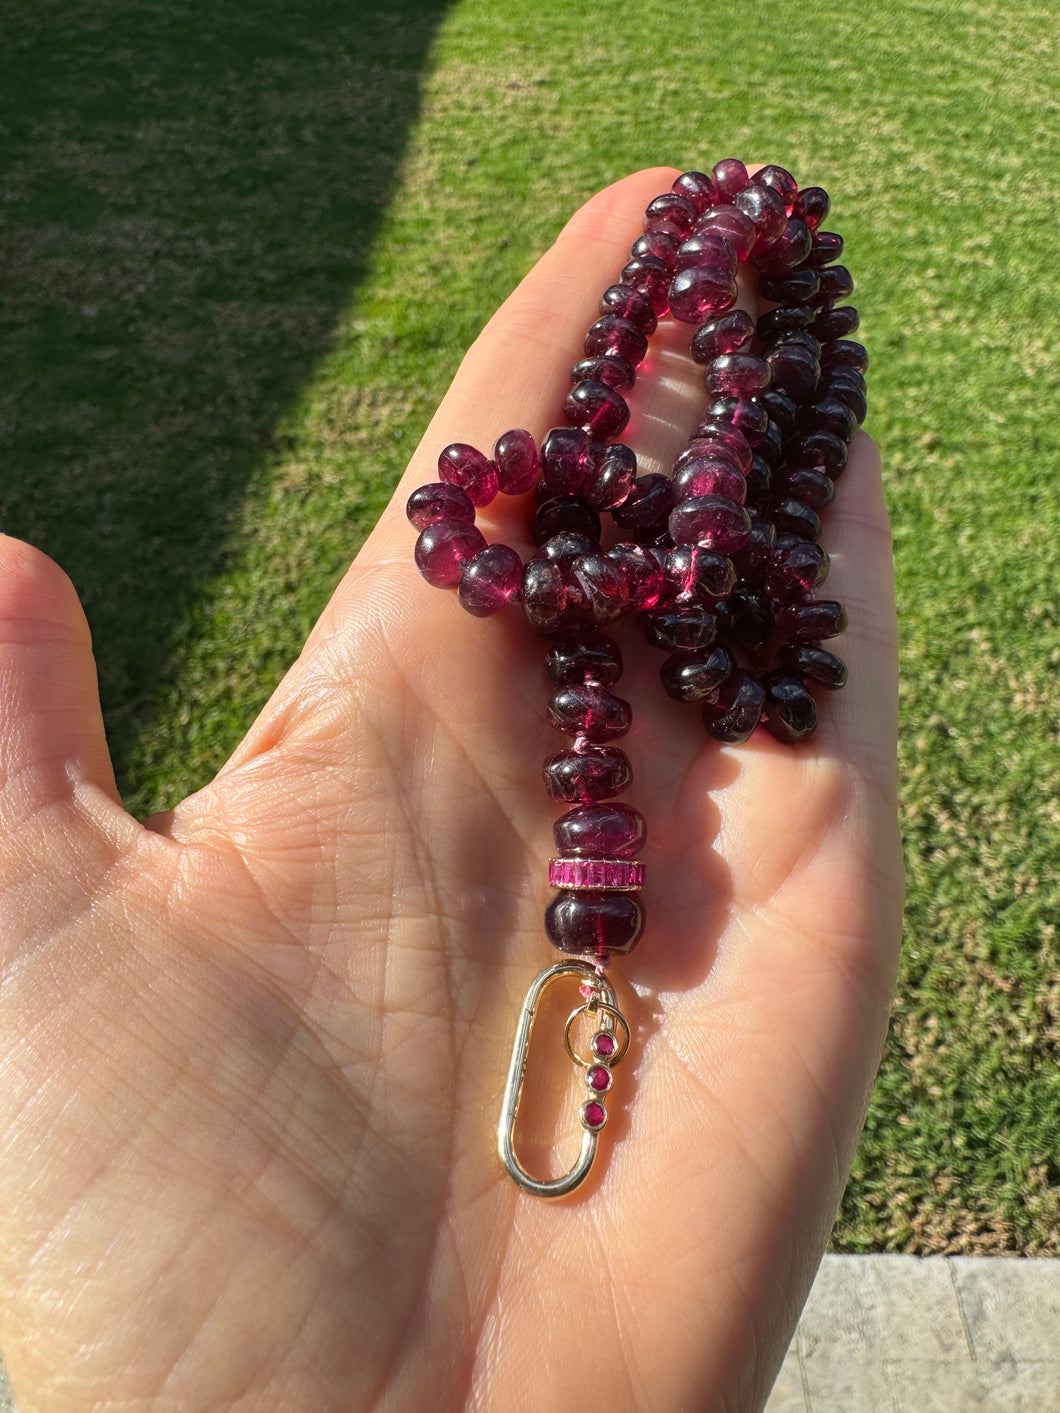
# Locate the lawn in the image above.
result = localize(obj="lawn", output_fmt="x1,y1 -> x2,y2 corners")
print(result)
3,0 -> 1059,1252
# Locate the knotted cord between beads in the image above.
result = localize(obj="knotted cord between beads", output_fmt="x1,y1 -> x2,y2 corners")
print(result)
407,159 -> 866,968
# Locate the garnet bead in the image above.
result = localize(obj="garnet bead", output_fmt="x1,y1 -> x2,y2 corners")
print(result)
644,607 -> 718,652
414,522 -> 487,587
795,186 -> 830,229
690,310 -> 755,363
712,157 -> 750,198
582,444 -> 638,511
565,379 -> 630,440
553,801 -> 647,858
522,558 -> 568,632
672,169 -> 719,214
543,747 -> 633,803
703,353 -> 771,399
570,552 -> 629,623
695,206 -> 756,262
771,498 -> 822,542
668,266 -> 738,324
545,629 -> 623,686
493,429 -> 540,496
620,257 -> 671,314
805,231 -> 844,267
630,231 -> 680,268
664,544 -> 737,601
674,232 -> 739,276
406,482 -> 476,530
761,671 -> 818,742
571,354 -> 637,393
612,474 -> 675,533
755,164 -> 799,213
541,426 -> 594,495
660,645 -> 734,702
765,540 -> 830,603
775,600 -> 848,642
811,305 -> 860,341
545,890 -> 644,957
584,314 -> 649,366
669,495 -> 752,554
701,668 -> 766,743
759,268 -> 821,305
673,459 -> 746,505
643,192 -> 697,239
458,543 -> 523,616
608,542 -> 664,611
599,283 -> 658,335
733,183 -> 787,251
437,443 -> 499,507
547,685 -> 632,741
533,496 -> 602,545
777,643 -> 848,689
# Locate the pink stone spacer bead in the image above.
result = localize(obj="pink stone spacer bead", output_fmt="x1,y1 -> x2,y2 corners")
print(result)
549,857 -> 645,891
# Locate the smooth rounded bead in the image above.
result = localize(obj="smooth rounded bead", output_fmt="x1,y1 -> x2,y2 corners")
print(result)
545,890 -> 644,957
771,498 -> 822,541
694,206 -> 756,261
554,801 -> 647,859
805,231 -> 844,267
672,169 -> 719,214
620,256 -> 671,314
540,426 -> 594,495
673,460 -> 746,506
811,305 -> 860,341
670,495 -> 752,554
607,542 -> 664,611
545,628 -> 623,687
532,496 -> 601,545
492,428 -> 540,496
458,543 -> 523,617
767,328 -> 823,360
599,283 -> 658,334
757,304 -> 815,338
543,530 -> 597,569
777,643 -> 848,689
733,182 -> 787,251
714,590 -> 774,649
775,466 -> 836,512
664,544 -> 737,602
774,600 -> 848,642
565,379 -> 630,440
759,268 -> 821,305
644,606 -> 717,652
813,264 -> 855,306
673,437 -> 743,476
758,389 -> 799,435
668,266 -> 738,324
761,671 -> 818,742
757,418 -> 785,469
743,456 -> 773,507
795,186 -> 830,229
690,309 -> 755,362
754,217 -> 813,274
437,442 -> 499,506
630,230 -> 680,268
547,684 -> 632,741
704,397 -> 769,443
821,370 -> 868,425
794,430 -> 849,477
414,522 -> 487,587
822,339 -> 869,373
643,191 -> 697,239
674,232 -> 738,276
612,474 -> 675,532
765,540 -> 829,603
688,421 -> 752,471
731,514 -> 777,583
571,552 -> 629,623
584,313 -> 649,365
582,443 -> 638,510
712,156 -> 750,198
754,164 -> 798,213
659,645 -> 734,702
704,353 -> 771,399
701,668 -> 765,743
766,343 -> 820,403
406,481 -> 476,530
543,746 -> 632,803
522,558 -> 568,632
571,353 -> 637,393
799,396 -> 859,444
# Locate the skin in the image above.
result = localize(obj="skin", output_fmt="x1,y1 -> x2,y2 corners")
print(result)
0,167 -> 903,1413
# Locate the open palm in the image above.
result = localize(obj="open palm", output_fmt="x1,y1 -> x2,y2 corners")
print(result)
0,168 -> 902,1413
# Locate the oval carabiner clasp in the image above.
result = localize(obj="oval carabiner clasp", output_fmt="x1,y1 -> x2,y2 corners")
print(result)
498,959 -> 628,1199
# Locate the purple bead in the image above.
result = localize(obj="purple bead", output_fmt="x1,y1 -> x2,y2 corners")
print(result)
545,890 -> 644,957
670,495 -> 752,555
543,747 -> 632,803
701,668 -> 766,743
673,459 -> 746,505
733,183 -> 787,252
493,429 -> 540,495
660,645 -> 734,702
805,231 -> 844,267
761,671 -> 818,742
668,266 -> 738,324
543,531 -> 597,569
607,541 -> 664,611
664,544 -> 736,602
690,310 -> 755,363
437,443 -> 499,507
644,607 -> 717,652
714,590 -> 774,649
565,379 -> 630,440
570,552 -> 629,624
630,230 -> 680,268
522,558 -> 568,632
822,339 -> 869,373
643,191 -> 697,239
768,328 -> 822,360
672,169 -> 719,214
775,600 -> 848,642
582,443 -> 637,511
584,314 -> 649,366
757,418 -> 784,470
458,543 -> 523,617
414,521 -> 487,587
546,629 -> 623,687
777,643 -> 848,689
687,422 -> 753,472
771,498 -> 822,542
758,389 -> 799,435
533,496 -> 601,545
754,165 -> 798,213
732,513 -> 777,583
554,801 -> 646,858
795,186 -> 830,230
811,306 -> 861,342
775,466 -> 836,512
571,354 -> 636,393
611,474 -> 674,532
548,684 -> 632,741
704,397 -> 769,443
620,256 -> 670,314
674,232 -> 738,276
673,437 -> 743,476
813,265 -> 855,307
765,540 -> 829,604
800,396 -> 859,445
757,305 -> 815,339
541,426 -> 593,495
599,283 -> 658,334
742,458 -> 773,509
753,218 -> 813,275
821,368 -> 868,424
712,157 -> 750,199
406,482 -> 476,530
695,205 -> 756,262
766,344 -> 820,404
759,268 -> 821,305
704,353 -> 771,399
794,430 -> 849,477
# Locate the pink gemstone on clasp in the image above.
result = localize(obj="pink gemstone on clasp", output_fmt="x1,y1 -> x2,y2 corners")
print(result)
582,1100 -> 607,1130
549,857 -> 645,890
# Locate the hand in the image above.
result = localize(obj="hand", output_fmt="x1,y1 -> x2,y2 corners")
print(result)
0,168 -> 902,1413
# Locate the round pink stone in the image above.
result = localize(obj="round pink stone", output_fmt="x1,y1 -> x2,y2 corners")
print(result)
592,1031 -> 616,1058
587,1065 -> 612,1093
582,1100 -> 607,1130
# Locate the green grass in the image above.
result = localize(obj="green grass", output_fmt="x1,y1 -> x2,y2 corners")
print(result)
3,0 -> 1059,1252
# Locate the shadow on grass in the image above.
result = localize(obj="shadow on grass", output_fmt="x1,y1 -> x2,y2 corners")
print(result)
0,0 -> 453,798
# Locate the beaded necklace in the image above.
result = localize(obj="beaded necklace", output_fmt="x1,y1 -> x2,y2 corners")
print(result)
406,160 -> 867,1197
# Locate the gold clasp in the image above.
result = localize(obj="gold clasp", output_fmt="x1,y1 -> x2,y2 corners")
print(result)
498,960 -> 629,1198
